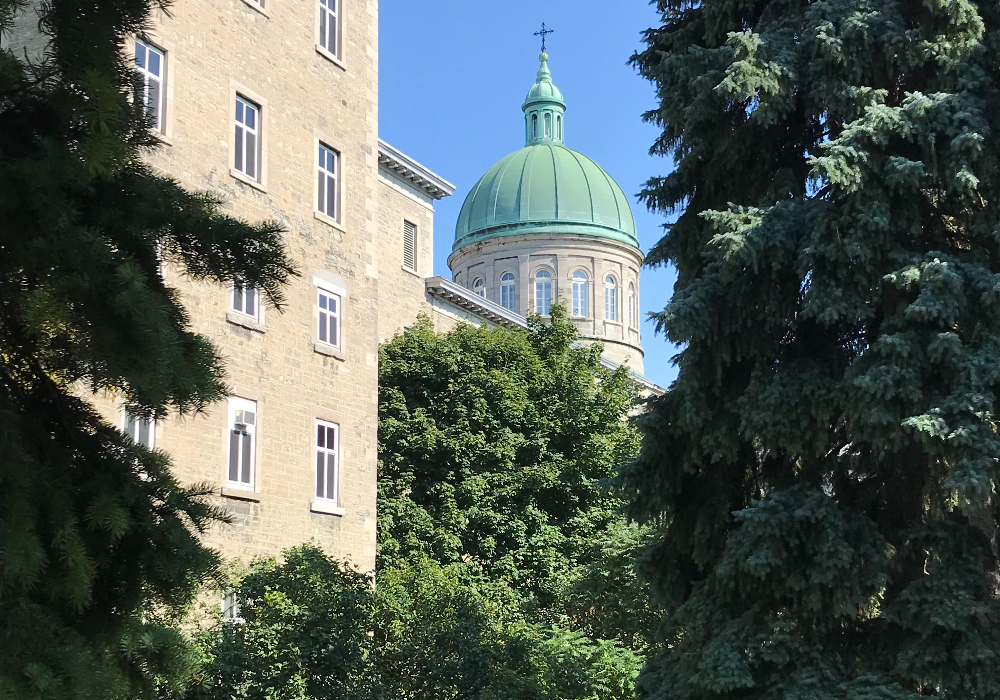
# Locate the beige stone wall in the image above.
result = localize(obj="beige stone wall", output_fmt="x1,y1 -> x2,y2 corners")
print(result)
448,235 -> 645,371
7,0 -> 382,571
376,169 -> 436,341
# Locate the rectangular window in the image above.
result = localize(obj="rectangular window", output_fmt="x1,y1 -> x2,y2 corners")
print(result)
222,592 -> 243,624
134,40 -> 165,133
234,96 -> 259,180
402,220 -> 416,271
319,0 -> 338,56
317,143 -> 339,220
122,409 -> 155,449
315,420 -> 339,503
231,283 -> 259,319
317,288 -> 341,348
227,398 -> 257,488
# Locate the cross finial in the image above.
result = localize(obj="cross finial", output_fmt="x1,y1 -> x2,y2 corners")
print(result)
534,22 -> 554,52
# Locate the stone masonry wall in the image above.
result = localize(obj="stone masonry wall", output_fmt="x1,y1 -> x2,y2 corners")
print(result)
6,0 -> 382,572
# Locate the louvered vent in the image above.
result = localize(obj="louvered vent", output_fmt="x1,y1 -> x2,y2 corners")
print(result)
402,220 -> 416,270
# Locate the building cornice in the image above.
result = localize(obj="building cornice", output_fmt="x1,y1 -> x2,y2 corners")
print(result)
378,140 -> 455,200
424,276 -> 663,395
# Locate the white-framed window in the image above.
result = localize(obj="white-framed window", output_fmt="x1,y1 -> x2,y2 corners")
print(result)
231,283 -> 259,320
234,96 -> 259,180
544,112 -> 551,138
319,0 -> 338,56
605,275 -> 618,321
403,220 -> 417,271
315,420 -> 340,503
535,270 -> 552,315
571,271 -> 589,317
134,40 -> 165,133
227,398 -> 257,488
122,409 -> 155,449
317,143 -> 339,220
317,287 -> 341,348
473,278 -> 485,297
222,591 -> 243,624
628,282 -> 636,327
500,272 -> 516,311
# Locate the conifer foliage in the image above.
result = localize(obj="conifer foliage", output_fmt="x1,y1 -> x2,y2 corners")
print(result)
627,0 -> 1000,697
0,1 -> 294,697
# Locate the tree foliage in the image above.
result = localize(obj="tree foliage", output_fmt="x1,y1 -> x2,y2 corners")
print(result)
626,0 -> 1000,698
188,313 -> 653,700
378,307 -> 653,647
0,1 -> 295,697
189,545 -> 642,700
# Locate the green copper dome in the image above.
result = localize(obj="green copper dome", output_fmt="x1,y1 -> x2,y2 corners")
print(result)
453,53 -> 638,252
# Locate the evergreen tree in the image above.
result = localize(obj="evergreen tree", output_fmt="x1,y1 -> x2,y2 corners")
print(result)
0,1 -> 295,697
626,0 -> 1000,698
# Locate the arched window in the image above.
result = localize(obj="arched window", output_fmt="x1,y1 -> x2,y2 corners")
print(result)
556,115 -> 562,139
604,275 -> 618,321
473,277 -> 485,297
535,270 -> 552,315
532,113 -> 538,138
500,272 -> 517,311
571,270 -> 589,317
628,282 -> 636,327
544,112 -> 551,137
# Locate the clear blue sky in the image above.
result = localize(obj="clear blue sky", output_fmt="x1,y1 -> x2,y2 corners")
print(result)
378,0 -> 680,389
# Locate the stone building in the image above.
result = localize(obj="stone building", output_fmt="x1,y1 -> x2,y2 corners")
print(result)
4,3 -> 656,573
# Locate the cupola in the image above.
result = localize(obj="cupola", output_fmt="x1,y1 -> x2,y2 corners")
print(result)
522,51 -> 565,145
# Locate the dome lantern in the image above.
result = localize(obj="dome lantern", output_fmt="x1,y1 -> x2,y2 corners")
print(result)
522,51 -> 565,146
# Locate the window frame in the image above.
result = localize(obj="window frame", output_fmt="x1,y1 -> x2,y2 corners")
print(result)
571,270 -> 589,318
628,282 -> 636,328
534,269 -> 553,315
402,220 -> 417,272
233,95 -> 261,181
314,419 -> 340,504
226,397 -> 258,491
121,408 -> 155,450
316,286 -> 342,350
230,282 -> 262,323
500,271 -> 517,312
544,112 -> 551,138
134,39 -> 166,134
605,275 -> 619,322
316,142 -> 340,222
473,277 -> 486,298
317,0 -> 341,61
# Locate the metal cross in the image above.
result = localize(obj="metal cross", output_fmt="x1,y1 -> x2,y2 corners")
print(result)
534,23 -> 554,52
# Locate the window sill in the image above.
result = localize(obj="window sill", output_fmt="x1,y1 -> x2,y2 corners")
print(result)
222,485 -> 260,502
310,499 -> 345,516
401,265 -> 421,279
314,342 -> 346,360
227,311 -> 266,333
603,319 -> 624,327
315,44 -> 346,71
314,210 -> 346,233
237,0 -> 270,17
150,129 -> 174,147
230,168 -> 267,193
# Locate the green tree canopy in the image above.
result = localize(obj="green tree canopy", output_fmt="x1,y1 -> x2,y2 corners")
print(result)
188,545 -> 642,700
626,0 -> 1000,698
0,1 -> 295,697
378,307 -> 653,648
